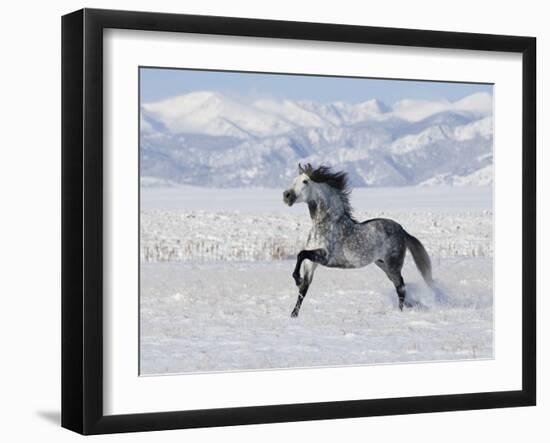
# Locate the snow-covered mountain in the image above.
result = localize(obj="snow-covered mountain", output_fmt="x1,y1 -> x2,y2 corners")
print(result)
140,91 -> 493,188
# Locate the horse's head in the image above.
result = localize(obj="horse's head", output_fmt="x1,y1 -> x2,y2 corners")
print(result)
283,163 -> 316,206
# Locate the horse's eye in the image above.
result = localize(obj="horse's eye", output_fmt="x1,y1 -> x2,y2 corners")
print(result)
303,180 -> 309,184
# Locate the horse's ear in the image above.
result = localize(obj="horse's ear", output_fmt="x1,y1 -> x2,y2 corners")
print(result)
298,163 -> 304,173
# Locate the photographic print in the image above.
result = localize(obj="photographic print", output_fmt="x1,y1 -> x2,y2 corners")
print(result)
139,67 -> 494,376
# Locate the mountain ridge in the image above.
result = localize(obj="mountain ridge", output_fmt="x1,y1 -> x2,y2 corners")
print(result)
140,91 -> 493,188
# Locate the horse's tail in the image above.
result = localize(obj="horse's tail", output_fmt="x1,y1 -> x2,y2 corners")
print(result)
404,231 -> 434,288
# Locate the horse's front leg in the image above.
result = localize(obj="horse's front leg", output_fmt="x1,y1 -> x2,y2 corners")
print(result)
291,262 -> 318,318
292,248 -> 327,286
291,249 -> 327,318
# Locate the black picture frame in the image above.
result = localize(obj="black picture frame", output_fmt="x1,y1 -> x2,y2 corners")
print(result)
62,8 -> 536,435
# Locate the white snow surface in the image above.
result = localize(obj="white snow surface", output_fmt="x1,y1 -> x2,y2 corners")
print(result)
141,259 -> 493,375
140,186 -> 493,375
141,184 -> 492,212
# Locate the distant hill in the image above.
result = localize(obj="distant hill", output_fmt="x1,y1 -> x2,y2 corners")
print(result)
140,91 -> 493,188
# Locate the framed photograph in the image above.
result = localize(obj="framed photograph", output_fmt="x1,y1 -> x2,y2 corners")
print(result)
61,8 -> 536,435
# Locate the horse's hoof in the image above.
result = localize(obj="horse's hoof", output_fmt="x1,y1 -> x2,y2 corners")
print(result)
399,300 -> 422,311
291,310 -> 299,318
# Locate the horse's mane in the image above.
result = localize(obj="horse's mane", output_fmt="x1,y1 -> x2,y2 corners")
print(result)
301,163 -> 355,219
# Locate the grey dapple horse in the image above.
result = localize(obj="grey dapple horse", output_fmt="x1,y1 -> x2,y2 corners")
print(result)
283,163 -> 433,318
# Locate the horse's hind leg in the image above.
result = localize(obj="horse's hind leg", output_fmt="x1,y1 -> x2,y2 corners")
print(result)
291,262 -> 317,318
375,253 -> 412,311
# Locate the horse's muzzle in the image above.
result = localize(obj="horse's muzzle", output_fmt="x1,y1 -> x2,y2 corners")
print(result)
283,190 -> 296,206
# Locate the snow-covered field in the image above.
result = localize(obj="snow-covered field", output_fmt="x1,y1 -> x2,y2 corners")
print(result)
140,186 -> 493,375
